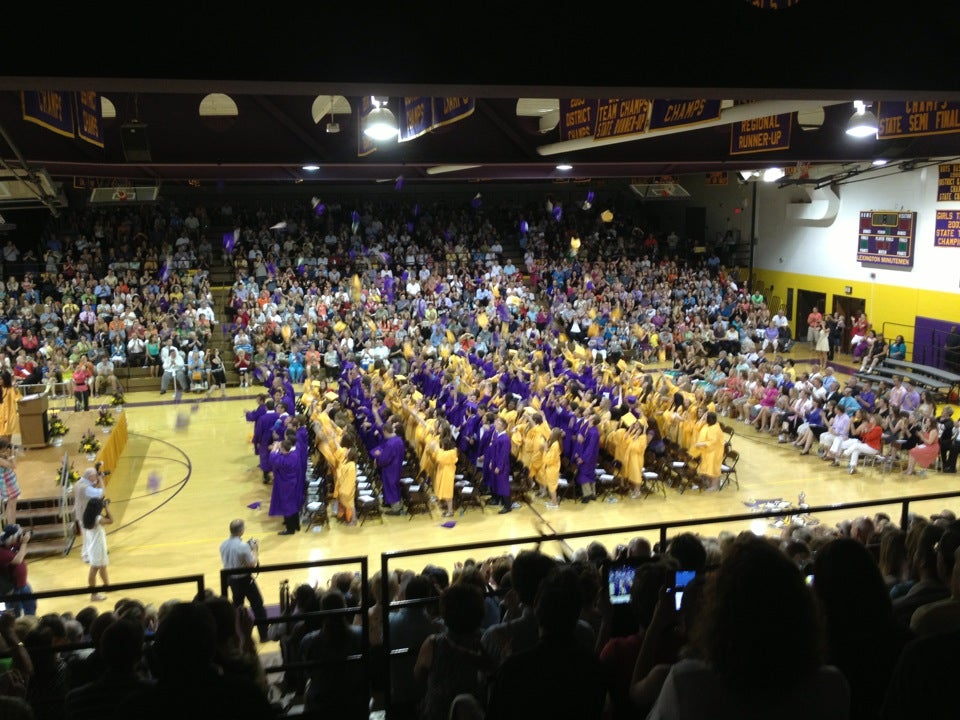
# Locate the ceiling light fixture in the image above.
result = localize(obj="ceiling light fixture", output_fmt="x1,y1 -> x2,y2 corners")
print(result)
762,167 -> 785,182
871,158 -> 888,166
556,162 -> 573,171
363,97 -> 398,142
302,165 -> 320,172
846,100 -> 879,138
738,170 -> 760,182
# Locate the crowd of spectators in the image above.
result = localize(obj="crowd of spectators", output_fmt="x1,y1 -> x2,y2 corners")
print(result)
0,511 -> 957,719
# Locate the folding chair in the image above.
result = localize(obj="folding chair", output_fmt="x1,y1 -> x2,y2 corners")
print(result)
719,449 -> 740,491
402,483 -> 434,519
455,481 -> 484,515
356,494 -> 384,525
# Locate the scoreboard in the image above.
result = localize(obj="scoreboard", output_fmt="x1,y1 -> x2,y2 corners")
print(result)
857,210 -> 916,268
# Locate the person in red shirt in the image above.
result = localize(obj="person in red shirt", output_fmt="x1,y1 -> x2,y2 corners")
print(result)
806,306 -> 823,344
841,412 -> 883,474
0,524 -> 36,616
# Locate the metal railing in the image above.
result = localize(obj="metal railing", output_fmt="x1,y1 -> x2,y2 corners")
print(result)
0,574 -> 206,612
219,555 -> 371,716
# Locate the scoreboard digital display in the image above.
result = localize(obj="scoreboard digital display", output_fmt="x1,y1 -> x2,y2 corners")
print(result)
857,210 -> 916,268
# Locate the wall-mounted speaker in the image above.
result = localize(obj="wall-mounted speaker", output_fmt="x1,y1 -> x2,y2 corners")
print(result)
121,122 -> 151,162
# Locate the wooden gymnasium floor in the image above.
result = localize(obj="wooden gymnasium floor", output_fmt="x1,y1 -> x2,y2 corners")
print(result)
20,347 -> 959,619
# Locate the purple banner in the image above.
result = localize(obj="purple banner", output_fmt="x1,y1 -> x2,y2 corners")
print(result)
937,162 -> 960,201
560,98 -> 598,141
357,96 -> 378,157
878,101 -> 960,139
729,113 -> 792,155
432,97 -> 474,127
21,90 -> 75,138
935,209 -> 960,248
397,97 -> 473,143
595,99 -> 650,140
649,99 -> 721,130
399,96 -> 434,142
75,91 -> 103,148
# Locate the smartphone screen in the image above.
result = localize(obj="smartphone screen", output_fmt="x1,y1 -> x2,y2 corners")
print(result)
673,569 -> 696,611
607,562 -> 638,605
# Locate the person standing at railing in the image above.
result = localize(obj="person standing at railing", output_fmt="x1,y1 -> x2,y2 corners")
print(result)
219,519 -> 269,644
82,496 -> 113,602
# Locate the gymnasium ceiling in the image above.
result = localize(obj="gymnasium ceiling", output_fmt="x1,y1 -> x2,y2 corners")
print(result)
1,2 -> 960,200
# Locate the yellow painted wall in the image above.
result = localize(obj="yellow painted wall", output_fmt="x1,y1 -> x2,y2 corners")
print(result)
753,269 -> 960,349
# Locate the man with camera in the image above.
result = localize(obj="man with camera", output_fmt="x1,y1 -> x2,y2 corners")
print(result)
219,519 -> 269,643
0,524 -> 36,616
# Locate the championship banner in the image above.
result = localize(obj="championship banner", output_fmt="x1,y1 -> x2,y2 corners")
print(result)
935,210 -> 960,248
649,99 -> 722,130
357,96 -> 379,157
560,98 -> 599,141
937,163 -> 960,202
594,98 -> 650,140
729,113 -> 792,155
399,96 -> 435,142
21,90 -> 75,138
877,101 -> 960,139
398,97 -> 473,143
432,97 -> 474,129
75,91 -> 103,148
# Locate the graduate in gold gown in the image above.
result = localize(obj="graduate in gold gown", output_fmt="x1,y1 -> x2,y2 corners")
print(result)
623,417 -> 650,497
537,427 -> 563,509
335,445 -> 358,525
689,411 -> 725,491
429,430 -> 458,517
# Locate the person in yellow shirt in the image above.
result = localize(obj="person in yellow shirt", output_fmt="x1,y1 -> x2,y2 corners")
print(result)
689,411 -> 725,491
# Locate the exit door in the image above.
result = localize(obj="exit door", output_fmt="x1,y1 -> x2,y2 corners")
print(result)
833,296 -> 866,354
797,289 -> 827,343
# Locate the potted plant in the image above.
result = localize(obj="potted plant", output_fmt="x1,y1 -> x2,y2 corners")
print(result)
95,406 -> 116,433
49,411 -> 69,447
79,430 -> 101,461
111,392 -> 125,412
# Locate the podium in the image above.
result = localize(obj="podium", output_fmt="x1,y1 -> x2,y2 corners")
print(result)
18,395 -> 49,448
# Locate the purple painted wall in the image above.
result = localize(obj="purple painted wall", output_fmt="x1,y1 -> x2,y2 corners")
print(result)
913,316 -> 956,368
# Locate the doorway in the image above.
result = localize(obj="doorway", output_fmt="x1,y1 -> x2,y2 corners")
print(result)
797,289 -> 827,344
833,296 -> 866,354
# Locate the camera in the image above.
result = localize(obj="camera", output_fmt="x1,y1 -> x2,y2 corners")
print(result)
247,538 -> 258,547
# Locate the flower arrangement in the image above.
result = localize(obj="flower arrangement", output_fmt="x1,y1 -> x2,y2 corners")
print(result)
79,430 -> 101,457
110,392 -> 125,407
95,407 -> 116,428
59,467 -> 81,485
49,412 -> 69,438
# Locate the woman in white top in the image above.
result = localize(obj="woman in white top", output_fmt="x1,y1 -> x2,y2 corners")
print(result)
82,496 -> 113,601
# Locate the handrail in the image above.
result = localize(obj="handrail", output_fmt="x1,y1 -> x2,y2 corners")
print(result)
219,555 -> 371,693
0,573 -> 205,604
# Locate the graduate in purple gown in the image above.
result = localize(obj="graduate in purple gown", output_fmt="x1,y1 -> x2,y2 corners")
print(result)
475,412 -> 495,488
245,394 -> 269,454
371,422 -> 406,514
254,400 -> 279,483
268,438 -> 302,534
484,417 -> 513,513
574,416 -> 601,503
